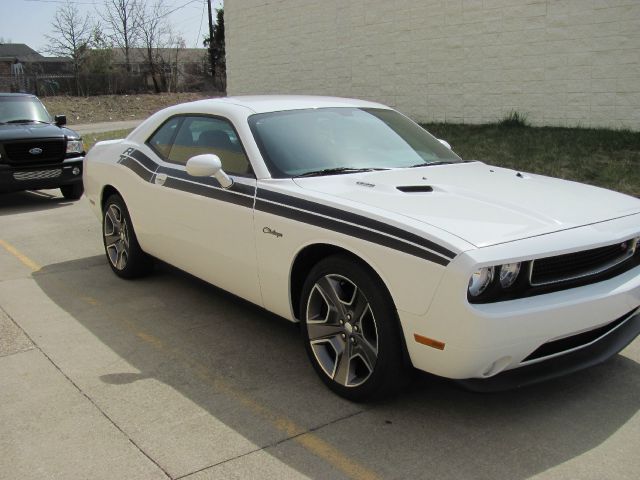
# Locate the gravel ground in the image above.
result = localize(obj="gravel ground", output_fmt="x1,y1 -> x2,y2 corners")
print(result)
42,92 -> 213,125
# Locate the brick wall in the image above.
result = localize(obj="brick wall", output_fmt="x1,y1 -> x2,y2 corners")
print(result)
226,0 -> 640,129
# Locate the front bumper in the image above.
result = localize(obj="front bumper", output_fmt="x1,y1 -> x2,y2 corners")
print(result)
457,307 -> 640,391
400,213 -> 640,382
0,157 -> 83,192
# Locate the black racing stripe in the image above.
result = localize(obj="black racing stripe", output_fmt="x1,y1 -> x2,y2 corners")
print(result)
129,149 -> 158,172
164,177 -> 254,208
256,199 -> 449,266
156,165 -> 256,196
119,157 -> 154,182
157,166 -> 249,190
119,150 -> 256,200
157,165 -> 203,182
257,188 -> 456,259
231,182 -> 257,196
116,151 -> 451,264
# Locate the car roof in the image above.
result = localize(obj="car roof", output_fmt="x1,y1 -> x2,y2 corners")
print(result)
187,95 -> 390,114
0,93 -> 36,97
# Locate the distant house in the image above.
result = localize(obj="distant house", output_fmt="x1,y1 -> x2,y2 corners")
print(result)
0,43 -> 210,94
110,47 -> 208,90
0,43 -> 71,75
0,43 -> 72,93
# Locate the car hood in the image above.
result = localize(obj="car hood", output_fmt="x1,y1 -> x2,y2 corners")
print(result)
292,162 -> 640,247
0,123 -> 79,141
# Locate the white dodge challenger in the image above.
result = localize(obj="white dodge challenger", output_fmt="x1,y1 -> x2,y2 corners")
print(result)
84,96 -> 640,400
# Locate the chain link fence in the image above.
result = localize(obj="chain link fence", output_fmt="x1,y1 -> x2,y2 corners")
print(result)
0,71 -> 217,97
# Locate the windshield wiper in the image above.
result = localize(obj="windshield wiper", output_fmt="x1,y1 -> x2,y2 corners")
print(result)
6,119 -> 47,124
296,167 -> 387,178
407,160 -> 476,168
406,160 -> 458,168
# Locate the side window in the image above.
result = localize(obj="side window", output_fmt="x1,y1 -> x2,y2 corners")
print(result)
147,116 -> 182,159
166,116 -> 251,176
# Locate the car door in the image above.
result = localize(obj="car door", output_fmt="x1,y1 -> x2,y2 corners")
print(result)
144,114 -> 261,305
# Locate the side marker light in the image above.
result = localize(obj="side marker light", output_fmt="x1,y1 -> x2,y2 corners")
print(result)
414,334 -> 445,350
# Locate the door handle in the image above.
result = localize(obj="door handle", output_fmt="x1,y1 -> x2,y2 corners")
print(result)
154,173 -> 167,186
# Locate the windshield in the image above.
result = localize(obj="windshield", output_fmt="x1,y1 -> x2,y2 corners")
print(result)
0,96 -> 52,124
248,107 -> 461,177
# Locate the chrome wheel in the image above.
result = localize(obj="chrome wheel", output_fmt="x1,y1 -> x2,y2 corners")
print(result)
305,274 -> 379,388
103,204 -> 130,271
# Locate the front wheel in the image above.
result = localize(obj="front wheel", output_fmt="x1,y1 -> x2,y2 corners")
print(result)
102,194 -> 153,278
300,254 -> 408,401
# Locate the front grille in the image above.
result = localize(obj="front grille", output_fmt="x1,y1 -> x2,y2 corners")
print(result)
3,139 -> 65,164
530,239 -> 638,286
522,307 -> 638,362
13,169 -> 62,180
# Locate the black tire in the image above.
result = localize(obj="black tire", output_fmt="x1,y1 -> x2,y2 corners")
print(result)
60,183 -> 84,200
300,254 -> 409,401
102,193 -> 153,278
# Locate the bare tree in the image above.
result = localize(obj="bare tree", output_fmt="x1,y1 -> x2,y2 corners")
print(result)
45,0 -> 94,95
165,34 -> 186,92
138,0 -> 171,92
100,0 -> 142,73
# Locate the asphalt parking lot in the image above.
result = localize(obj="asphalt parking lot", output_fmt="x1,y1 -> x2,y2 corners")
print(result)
1,190 -> 639,480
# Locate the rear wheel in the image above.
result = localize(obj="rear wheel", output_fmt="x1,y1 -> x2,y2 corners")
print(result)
102,194 -> 153,278
60,183 -> 83,200
300,254 -> 408,401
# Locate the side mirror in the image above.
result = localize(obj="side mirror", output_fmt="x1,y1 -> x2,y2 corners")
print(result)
438,139 -> 452,150
55,115 -> 67,126
186,154 -> 233,189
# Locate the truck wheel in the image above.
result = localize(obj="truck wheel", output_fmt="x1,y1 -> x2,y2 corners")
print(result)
60,183 -> 84,200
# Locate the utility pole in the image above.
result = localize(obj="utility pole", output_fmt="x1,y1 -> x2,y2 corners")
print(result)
207,0 -> 215,78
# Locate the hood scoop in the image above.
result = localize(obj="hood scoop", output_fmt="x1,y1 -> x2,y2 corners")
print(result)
396,185 -> 433,193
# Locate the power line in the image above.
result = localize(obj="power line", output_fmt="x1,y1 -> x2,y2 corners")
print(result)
21,0 -> 211,51
196,0 -> 206,48
23,0 -> 100,5
135,0 -> 201,30
156,0 -> 201,20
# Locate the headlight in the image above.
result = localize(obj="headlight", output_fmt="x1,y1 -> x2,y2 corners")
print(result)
499,262 -> 521,288
66,139 -> 83,154
468,266 -> 494,297
468,262 -> 523,302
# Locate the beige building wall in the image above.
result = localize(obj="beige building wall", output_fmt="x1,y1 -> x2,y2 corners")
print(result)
226,0 -> 640,129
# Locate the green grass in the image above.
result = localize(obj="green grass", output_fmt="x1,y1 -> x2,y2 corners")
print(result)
422,122 -> 640,197
498,110 -> 529,128
83,129 -> 134,152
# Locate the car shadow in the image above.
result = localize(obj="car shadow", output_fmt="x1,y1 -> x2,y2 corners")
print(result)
0,190 -> 75,216
32,256 -> 640,479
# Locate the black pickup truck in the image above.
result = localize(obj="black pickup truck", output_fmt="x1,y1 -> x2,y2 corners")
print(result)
0,93 -> 84,199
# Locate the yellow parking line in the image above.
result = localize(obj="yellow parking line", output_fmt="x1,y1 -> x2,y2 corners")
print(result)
130,326 -> 380,480
81,296 -> 100,306
110,310 -> 378,479
0,237 -> 379,477
297,434 -> 378,480
0,239 -> 41,272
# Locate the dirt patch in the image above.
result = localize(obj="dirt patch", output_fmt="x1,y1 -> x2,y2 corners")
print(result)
42,92 -> 213,125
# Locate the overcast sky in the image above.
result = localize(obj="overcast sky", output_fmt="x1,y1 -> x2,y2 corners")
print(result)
2,0 -> 224,53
